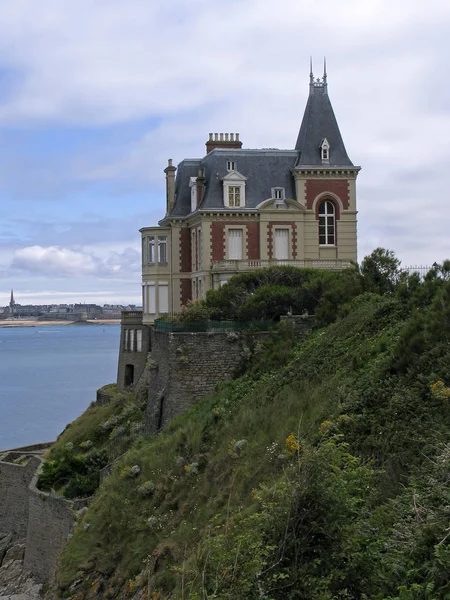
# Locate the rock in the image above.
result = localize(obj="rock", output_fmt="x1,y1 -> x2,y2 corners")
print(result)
4,543 -> 25,563
0,559 -> 24,586
0,533 -> 12,565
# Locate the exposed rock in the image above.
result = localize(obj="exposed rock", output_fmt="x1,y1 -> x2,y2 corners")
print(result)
0,534 -> 12,564
0,539 -> 42,600
3,544 -> 25,563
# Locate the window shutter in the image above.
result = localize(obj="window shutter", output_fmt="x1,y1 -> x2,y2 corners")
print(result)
227,229 -> 243,259
158,284 -> 169,314
274,229 -> 289,260
148,285 -> 156,313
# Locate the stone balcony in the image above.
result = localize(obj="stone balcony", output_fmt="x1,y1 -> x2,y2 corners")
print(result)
121,309 -> 143,325
211,258 -> 352,273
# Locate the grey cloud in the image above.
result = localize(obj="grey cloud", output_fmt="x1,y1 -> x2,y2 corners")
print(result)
9,245 -> 141,279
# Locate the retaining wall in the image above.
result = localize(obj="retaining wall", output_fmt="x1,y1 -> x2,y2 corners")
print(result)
146,329 -> 268,431
0,454 -> 41,539
24,472 -> 87,582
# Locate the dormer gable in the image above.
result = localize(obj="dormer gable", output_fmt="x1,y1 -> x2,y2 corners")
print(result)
221,170 -> 247,208
320,138 -> 330,164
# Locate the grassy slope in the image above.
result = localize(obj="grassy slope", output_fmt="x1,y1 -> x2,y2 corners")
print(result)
57,293 -> 450,599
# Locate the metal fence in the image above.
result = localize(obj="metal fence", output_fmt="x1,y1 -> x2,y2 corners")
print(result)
402,265 -> 432,278
153,318 -> 274,333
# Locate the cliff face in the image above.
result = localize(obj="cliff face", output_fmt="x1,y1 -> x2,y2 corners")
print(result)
0,533 -> 42,599
49,282 -> 450,599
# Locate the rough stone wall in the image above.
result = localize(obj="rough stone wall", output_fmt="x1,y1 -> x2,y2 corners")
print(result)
0,455 -> 41,539
146,329 -> 269,432
24,472 -> 87,582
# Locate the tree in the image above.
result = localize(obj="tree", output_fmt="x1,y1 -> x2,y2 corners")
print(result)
360,248 -> 401,294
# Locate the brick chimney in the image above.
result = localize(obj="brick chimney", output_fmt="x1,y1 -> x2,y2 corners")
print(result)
206,133 -> 242,154
164,158 -> 177,215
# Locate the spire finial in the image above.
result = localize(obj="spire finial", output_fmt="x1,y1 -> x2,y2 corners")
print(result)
323,56 -> 328,94
309,56 -> 314,90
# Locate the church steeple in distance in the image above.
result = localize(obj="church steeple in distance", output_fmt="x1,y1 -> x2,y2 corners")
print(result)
296,59 -> 353,167
9,289 -> 15,314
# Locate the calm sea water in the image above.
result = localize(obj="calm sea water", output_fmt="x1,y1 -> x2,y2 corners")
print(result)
0,324 -> 120,450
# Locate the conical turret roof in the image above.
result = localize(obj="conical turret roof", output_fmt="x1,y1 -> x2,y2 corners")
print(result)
295,64 -> 354,167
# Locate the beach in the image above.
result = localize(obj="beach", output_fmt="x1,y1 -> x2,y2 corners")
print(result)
0,319 -> 121,328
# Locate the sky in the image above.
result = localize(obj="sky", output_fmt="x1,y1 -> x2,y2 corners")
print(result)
0,0 -> 449,306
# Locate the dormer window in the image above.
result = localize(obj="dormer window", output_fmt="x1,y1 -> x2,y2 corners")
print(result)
320,138 -> 330,163
189,176 -> 197,212
228,186 -> 241,207
272,187 -> 285,201
227,160 -> 236,171
222,169 -> 247,208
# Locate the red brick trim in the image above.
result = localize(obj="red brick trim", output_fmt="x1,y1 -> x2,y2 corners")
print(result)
211,222 -> 225,261
180,279 -> 192,306
306,179 -> 349,210
180,228 -> 191,273
246,222 -> 260,260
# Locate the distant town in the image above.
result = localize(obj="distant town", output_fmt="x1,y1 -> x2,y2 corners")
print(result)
0,290 -> 138,321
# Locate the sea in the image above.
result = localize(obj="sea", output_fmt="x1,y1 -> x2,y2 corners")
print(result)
0,324 -> 121,450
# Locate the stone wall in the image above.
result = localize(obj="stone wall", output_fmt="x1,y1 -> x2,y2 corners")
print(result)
0,449 -> 86,584
146,329 -> 269,432
24,472 -> 87,582
117,312 -> 151,392
0,454 -> 41,539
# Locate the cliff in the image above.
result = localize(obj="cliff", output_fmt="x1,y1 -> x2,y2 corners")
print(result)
45,263 -> 450,599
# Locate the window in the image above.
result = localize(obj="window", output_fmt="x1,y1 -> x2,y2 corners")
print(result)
148,284 -> 156,313
198,230 -> 203,270
129,329 -> 135,352
227,160 -> 236,171
136,329 -> 142,352
158,284 -> 169,313
227,229 -> 243,259
319,201 -> 335,245
272,187 -> 285,200
148,236 -> 155,263
158,236 -> 168,263
228,186 -> 241,207
320,138 -> 330,163
274,229 -> 289,259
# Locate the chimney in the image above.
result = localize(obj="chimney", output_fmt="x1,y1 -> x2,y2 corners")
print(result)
164,159 -> 177,215
206,132 -> 242,154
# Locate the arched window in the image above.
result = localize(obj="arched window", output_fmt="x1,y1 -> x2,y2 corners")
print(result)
319,200 -> 335,245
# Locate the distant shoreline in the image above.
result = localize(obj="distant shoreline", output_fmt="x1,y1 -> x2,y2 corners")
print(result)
0,319 -> 121,328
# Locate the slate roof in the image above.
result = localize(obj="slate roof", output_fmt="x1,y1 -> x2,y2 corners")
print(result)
295,82 -> 354,167
166,77 -> 355,219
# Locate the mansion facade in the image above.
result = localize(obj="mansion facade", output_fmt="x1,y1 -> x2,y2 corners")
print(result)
140,68 -> 360,324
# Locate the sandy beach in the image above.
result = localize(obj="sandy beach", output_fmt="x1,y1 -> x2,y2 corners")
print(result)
0,319 -> 121,328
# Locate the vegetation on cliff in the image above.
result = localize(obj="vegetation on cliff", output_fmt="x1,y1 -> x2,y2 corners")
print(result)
53,252 -> 450,599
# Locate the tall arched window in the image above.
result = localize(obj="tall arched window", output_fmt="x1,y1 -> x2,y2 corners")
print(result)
319,200 -> 335,245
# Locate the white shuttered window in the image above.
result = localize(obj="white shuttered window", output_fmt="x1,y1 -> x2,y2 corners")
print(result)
136,330 -> 142,352
227,229 -> 243,260
158,284 -> 169,314
274,229 -> 289,260
148,285 -> 156,314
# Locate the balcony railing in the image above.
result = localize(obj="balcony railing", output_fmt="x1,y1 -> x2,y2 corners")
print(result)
121,309 -> 143,324
211,259 -> 352,272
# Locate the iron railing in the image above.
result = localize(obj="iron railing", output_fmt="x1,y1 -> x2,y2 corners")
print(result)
153,318 -> 274,333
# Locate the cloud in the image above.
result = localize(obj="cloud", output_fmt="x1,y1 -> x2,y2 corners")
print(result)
10,245 -> 140,278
